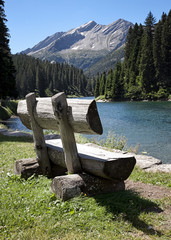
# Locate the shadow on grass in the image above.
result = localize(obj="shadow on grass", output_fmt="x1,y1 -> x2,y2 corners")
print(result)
94,189 -> 163,237
0,133 -> 33,143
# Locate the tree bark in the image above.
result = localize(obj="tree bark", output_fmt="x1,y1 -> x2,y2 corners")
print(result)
51,173 -> 125,201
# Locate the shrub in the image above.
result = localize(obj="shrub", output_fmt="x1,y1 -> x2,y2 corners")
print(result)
156,88 -> 169,100
0,100 -> 18,120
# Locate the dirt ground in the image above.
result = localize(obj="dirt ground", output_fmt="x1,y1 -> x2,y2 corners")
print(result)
125,180 -> 171,200
125,179 -> 171,234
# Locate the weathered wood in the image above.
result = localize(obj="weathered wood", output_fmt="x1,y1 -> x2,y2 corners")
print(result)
51,173 -> 125,201
14,158 -> 67,179
17,97 -> 103,135
26,93 -> 51,176
14,158 -> 42,179
51,92 -> 82,173
46,139 -> 136,181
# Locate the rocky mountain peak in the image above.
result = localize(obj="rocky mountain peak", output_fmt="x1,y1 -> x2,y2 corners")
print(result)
22,19 -> 133,72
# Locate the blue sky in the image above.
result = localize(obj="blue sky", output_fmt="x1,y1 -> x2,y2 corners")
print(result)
4,0 -> 171,54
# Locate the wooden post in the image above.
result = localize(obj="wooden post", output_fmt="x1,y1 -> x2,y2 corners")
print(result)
26,93 -> 51,177
51,92 -> 82,174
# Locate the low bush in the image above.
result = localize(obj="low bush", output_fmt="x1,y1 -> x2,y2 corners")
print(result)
0,100 -> 18,120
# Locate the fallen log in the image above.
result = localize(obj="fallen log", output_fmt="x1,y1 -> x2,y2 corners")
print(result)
17,97 -> 103,135
51,173 -> 125,201
14,158 -> 42,179
14,158 -> 67,179
46,139 -> 136,181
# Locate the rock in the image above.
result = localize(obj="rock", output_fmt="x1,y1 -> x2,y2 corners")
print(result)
133,154 -> 162,169
44,134 -> 60,140
0,128 -> 32,138
51,173 -> 125,201
144,164 -> 171,173
79,142 -> 165,171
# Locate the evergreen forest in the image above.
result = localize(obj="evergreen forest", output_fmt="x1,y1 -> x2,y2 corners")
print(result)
1,0 -> 170,101
0,0 -> 91,99
0,0 -> 17,99
12,54 -> 89,98
94,11 -> 171,100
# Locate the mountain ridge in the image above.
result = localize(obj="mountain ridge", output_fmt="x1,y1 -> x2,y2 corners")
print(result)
22,19 -> 133,73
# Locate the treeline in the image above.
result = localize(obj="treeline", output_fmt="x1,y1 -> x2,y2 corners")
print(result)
0,0 -> 17,99
12,54 -> 89,98
95,11 -> 171,100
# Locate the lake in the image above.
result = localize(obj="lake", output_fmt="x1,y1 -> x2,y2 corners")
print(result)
2,99 -> 171,164
96,101 -> 171,164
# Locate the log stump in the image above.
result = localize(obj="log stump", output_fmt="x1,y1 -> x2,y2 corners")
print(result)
51,173 -> 125,201
14,158 -> 67,179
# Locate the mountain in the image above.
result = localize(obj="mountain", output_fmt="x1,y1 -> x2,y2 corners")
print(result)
22,19 -> 133,74
84,45 -> 125,76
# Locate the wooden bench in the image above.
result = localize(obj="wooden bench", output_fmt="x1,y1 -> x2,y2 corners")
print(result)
15,92 -> 136,200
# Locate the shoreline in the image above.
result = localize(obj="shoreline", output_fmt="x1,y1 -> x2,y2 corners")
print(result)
96,98 -> 171,103
0,127 -> 170,173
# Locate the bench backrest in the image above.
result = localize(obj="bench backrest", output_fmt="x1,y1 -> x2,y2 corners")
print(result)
17,92 -> 103,176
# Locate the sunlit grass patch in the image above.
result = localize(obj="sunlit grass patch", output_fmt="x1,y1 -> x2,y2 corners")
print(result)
130,166 -> 171,188
0,133 -> 171,239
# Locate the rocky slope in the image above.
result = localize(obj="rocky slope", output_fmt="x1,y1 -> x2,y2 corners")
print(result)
22,19 -> 133,72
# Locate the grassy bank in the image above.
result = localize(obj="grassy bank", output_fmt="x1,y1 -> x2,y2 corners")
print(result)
0,100 -> 18,120
0,133 -> 170,239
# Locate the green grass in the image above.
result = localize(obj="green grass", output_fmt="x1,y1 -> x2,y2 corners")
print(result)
0,133 -> 171,239
130,166 -> 171,188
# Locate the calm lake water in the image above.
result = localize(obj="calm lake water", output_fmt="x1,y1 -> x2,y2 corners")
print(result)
2,99 -> 171,164
96,101 -> 171,164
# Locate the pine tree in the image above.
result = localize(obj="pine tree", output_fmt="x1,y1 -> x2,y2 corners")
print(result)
111,62 -> 122,100
105,69 -> 113,99
153,19 -> 162,86
36,62 -> 46,97
124,26 -> 133,85
138,12 -> 156,96
94,73 -> 100,97
161,10 -> 171,90
86,79 -> 92,93
0,0 -> 17,99
99,72 -> 106,95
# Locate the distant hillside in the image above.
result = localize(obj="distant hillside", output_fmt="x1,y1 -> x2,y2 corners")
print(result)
12,54 -> 89,98
84,45 -> 125,76
21,19 -> 133,74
